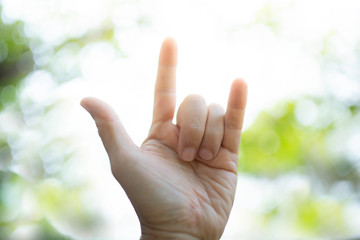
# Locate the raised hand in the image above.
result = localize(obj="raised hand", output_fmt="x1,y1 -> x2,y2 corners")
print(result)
81,38 -> 247,240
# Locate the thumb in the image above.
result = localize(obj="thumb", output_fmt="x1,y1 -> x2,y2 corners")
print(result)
80,97 -> 138,177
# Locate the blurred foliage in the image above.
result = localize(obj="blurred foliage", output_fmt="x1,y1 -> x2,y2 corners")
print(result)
239,96 -> 360,237
0,172 -> 73,240
240,97 -> 360,180
0,4 -> 114,239
0,0 -> 152,237
238,3 -> 360,237
254,4 -> 281,33
0,7 -> 33,110
260,192 -> 348,237
0,0 -> 359,239
295,197 -> 345,234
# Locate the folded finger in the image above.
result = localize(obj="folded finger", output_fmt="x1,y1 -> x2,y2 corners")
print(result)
198,104 -> 225,160
176,95 -> 207,161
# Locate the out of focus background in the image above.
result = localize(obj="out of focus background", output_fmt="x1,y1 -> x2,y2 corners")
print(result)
0,0 -> 360,239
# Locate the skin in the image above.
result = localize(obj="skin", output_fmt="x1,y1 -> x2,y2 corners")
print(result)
81,38 -> 248,240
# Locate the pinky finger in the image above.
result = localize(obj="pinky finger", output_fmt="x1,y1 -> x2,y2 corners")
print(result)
222,79 -> 248,154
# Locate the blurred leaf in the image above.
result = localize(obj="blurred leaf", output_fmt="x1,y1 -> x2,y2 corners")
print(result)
239,97 -> 360,184
0,14 -> 33,88
295,197 -> 346,236
31,219 -> 73,240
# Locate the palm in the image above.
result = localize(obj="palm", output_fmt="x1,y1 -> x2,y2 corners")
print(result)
81,38 -> 247,240
136,137 -> 237,238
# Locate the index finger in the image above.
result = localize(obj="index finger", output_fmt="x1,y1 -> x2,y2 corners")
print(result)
152,38 -> 178,124
222,78 -> 248,154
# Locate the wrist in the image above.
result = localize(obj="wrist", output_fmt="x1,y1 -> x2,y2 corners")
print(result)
140,225 -> 201,240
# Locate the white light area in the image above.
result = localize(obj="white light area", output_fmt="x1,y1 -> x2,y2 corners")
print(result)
2,0 -> 360,238
21,189 -> 41,221
8,225 -> 39,240
0,109 -> 22,134
281,0 -> 360,43
225,26 -> 323,122
223,174 -> 313,239
294,99 -> 319,127
112,3 -> 142,28
2,0 -> 113,42
325,116 -> 353,159
325,69 -> 360,104
347,131 -> 360,162
20,70 -> 57,103
345,202 -> 360,236
330,181 -> 354,201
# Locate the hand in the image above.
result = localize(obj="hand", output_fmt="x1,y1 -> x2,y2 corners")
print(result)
81,38 -> 247,240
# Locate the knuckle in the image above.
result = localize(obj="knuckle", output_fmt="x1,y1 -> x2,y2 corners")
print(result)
225,121 -> 240,130
97,124 -> 112,140
110,165 -> 120,180
97,127 -> 106,139
208,103 -> 225,113
206,128 -> 222,139
185,94 -> 206,105
225,112 -> 241,130
96,120 -> 116,137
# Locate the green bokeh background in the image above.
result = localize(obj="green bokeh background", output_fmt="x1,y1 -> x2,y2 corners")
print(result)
0,1 -> 359,239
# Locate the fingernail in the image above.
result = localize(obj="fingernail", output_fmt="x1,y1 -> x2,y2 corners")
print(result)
182,148 -> 196,161
198,148 -> 213,160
